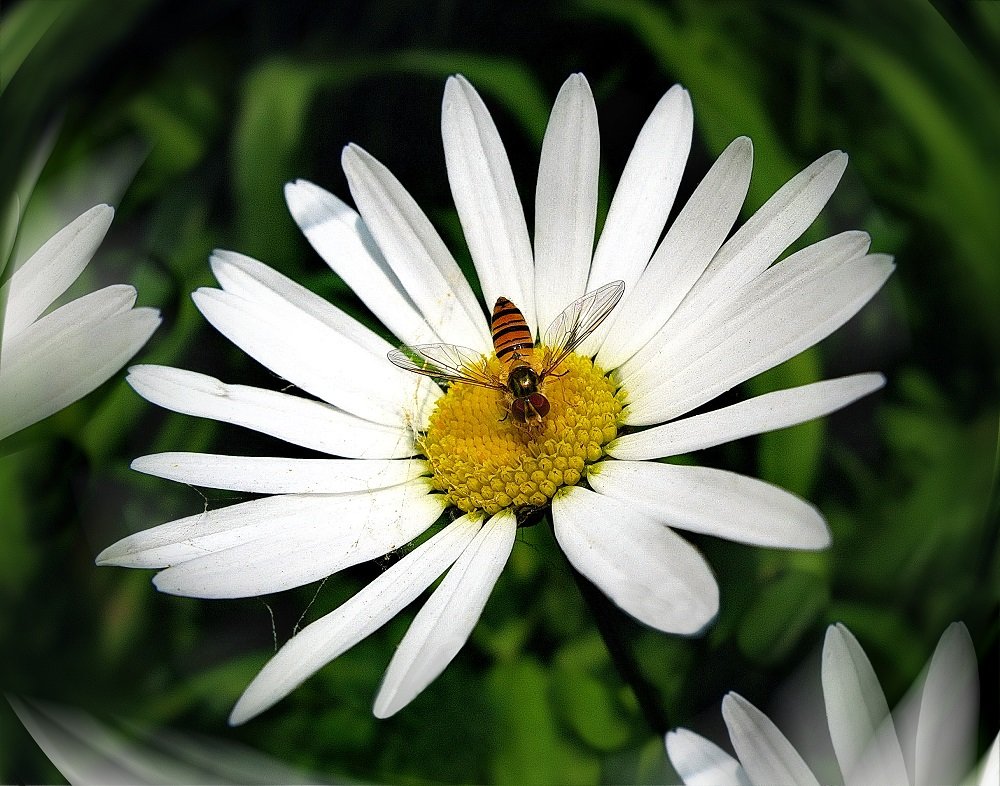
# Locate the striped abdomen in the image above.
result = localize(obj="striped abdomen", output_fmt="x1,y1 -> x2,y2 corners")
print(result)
491,297 -> 534,362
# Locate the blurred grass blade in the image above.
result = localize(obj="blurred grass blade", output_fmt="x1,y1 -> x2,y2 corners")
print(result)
576,0 -> 800,208
233,52 -> 547,264
0,0 -> 65,94
787,2 -> 1000,350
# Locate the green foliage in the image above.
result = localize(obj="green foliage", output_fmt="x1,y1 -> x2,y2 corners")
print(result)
738,569 -> 830,666
2,0 -> 997,783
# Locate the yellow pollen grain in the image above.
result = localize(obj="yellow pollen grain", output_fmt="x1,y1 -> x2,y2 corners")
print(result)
420,350 -> 622,515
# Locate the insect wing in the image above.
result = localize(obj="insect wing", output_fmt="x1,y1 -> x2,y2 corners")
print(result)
540,280 -> 625,376
387,343 -> 504,390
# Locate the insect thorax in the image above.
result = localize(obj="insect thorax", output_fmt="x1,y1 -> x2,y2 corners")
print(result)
506,363 -> 539,396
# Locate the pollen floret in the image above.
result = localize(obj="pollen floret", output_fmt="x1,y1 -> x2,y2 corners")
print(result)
421,350 -> 622,515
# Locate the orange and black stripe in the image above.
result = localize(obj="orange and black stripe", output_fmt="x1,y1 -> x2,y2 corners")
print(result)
491,297 -> 534,361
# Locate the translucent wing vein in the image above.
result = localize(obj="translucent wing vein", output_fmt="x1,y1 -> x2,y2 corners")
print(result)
542,280 -> 625,374
388,344 -> 501,390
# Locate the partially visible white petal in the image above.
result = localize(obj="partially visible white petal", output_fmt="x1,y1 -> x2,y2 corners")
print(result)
127,366 -> 417,459
587,461 -> 829,550
442,76 -> 534,333
663,151 -> 849,341
1,204 -> 113,337
9,695 -> 321,785
722,693 -> 821,786
580,85 -> 693,355
624,245 -> 893,426
597,136 -> 752,371
284,179 -> 440,346
913,623 -> 978,786
3,284 -> 138,362
552,485 -> 717,634
533,73 -> 599,333
373,509 -> 516,718
342,144 -> 490,351
608,374 -> 885,460
0,287 -> 159,440
131,453 -> 428,494
229,514 -> 483,725
666,728 -> 752,786
822,624 -> 908,786
8,695 -> 184,785
973,735 -> 999,786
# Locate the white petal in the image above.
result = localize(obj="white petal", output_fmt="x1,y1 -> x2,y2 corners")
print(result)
822,624 -> 908,786
98,493 -> 330,567
127,366 -> 416,459
1,204 -> 113,337
229,514 -> 482,725
666,728 -> 752,786
0,288 -> 159,440
624,243 -> 893,426
3,283 -> 138,365
8,696 -> 171,785
580,85 -> 693,355
587,461 -> 829,550
722,693 -> 821,786
149,485 -> 445,598
913,623 -> 978,786
97,481 -> 430,568
8,695 -> 318,785
622,229 -> 870,391
663,150 -> 849,339
974,735 -> 999,786
131,453 -> 428,494
3,284 -> 136,367
98,481 -> 446,597
373,509 -> 516,718
191,287 -> 433,428
208,249 -> 441,426
533,74 -> 599,333
596,136 -> 752,370
284,179 -> 440,346
442,76 -> 534,332
342,144 -> 490,351
622,229 -> 870,393
552,485 -> 717,634
210,249 -> 387,357
608,373 -> 885,460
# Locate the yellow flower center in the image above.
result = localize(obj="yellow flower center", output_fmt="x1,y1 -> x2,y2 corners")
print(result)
421,349 -> 622,516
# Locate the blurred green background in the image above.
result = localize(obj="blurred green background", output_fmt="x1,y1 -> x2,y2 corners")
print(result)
1,0 -> 997,782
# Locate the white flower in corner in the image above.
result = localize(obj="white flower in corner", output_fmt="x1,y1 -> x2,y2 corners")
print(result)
0,205 -> 160,441
667,622 -> 996,786
98,74 -> 891,724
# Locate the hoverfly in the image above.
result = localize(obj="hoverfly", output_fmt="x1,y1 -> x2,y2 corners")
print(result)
387,280 -> 626,425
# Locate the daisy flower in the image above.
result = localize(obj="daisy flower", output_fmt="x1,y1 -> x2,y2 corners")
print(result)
0,205 -> 160,441
97,74 -> 892,723
666,622 -> 996,786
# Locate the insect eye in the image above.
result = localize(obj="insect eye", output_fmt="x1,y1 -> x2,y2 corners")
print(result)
529,393 -> 550,417
510,398 -> 527,422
